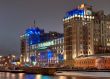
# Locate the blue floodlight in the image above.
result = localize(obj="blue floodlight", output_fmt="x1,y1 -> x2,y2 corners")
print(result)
25,27 -> 42,45
35,32 -> 38,35
64,9 -> 84,19
38,31 -> 40,35
47,50 -> 53,59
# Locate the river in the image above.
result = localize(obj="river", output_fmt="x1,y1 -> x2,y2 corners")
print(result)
0,72 -> 109,79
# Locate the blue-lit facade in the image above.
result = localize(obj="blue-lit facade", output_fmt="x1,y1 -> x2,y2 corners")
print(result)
20,27 -> 44,63
21,26 -> 64,67
47,50 -> 53,60
25,27 -> 63,46
33,37 -> 64,67
25,27 -> 44,45
63,4 -> 95,67
64,9 -> 84,19
63,4 -> 94,22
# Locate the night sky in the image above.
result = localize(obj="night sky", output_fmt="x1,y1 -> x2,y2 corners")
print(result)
0,0 -> 110,56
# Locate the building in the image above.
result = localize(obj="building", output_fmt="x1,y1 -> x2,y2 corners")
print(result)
20,27 -> 44,63
74,56 -> 110,70
63,4 -> 110,63
31,37 -> 64,67
0,55 -> 17,70
20,26 -> 64,66
20,35 -> 27,62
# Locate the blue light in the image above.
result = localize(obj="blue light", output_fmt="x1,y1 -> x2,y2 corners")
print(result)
30,41 -> 33,45
26,34 -> 29,36
25,27 -> 42,45
35,32 -> 38,34
38,31 -> 40,35
64,9 -> 84,19
25,74 -> 35,79
29,31 -> 33,34
47,50 -> 53,59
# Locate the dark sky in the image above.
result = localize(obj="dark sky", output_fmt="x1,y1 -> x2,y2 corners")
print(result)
0,0 -> 110,56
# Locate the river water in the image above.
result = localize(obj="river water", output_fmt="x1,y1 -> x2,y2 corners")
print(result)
0,72 -> 109,79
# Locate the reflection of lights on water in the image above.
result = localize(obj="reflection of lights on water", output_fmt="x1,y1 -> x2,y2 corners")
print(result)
11,73 -> 16,79
36,75 -> 54,79
25,74 -> 35,79
58,76 -> 76,79
18,73 -> 24,79
72,77 -> 76,79
58,76 -> 67,79
35,74 -> 42,79
42,75 -> 53,79
6,73 -> 10,78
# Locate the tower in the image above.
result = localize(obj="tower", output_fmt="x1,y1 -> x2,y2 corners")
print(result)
63,4 -> 94,60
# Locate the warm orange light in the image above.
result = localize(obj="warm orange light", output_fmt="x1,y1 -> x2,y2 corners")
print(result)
80,4 -> 85,9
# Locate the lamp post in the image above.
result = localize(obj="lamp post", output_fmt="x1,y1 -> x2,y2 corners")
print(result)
12,55 -> 16,62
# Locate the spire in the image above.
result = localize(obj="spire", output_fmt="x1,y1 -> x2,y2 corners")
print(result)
34,19 -> 36,27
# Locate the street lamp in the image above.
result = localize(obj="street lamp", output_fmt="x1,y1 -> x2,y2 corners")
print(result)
0,56 -> 2,58
12,55 -> 15,58
12,55 -> 16,62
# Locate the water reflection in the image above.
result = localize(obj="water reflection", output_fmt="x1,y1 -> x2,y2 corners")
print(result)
25,74 -> 36,79
25,74 -> 54,79
0,72 -> 109,79
57,76 -> 69,79
36,74 -> 42,79
18,73 -> 24,79
41,75 -> 54,79
11,73 -> 16,79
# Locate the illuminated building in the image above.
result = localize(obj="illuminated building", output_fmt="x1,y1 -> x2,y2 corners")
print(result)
74,56 -> 110,70
64,4 -> 94,60
20,26 -> 64,66
20,35 -> 27,62
63,4 -> 110,63
31,37 -> 64,66
20,27 -> 44,63
43,31 -> 63,41
0,55 -> 17,69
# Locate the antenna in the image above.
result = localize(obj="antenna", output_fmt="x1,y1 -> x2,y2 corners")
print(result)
34,19 -> 36,27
